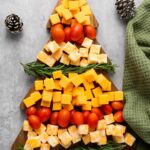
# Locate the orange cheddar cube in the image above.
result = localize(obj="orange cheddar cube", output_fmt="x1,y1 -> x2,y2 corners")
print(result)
52,102 -> 62,111
92,87 -> 103,97
83,79 -> 95,90
30,91 -> 42,103
105,92 -> 115,101
84,69 -> 97,82
98,94 -> 109,105
85,90 -> 93,100
70,74 -> 83,87
23,97 -> 35,108
61,94 -> 72,104
42,90 -> 53,102
44,78 -> 55,90
63,82 -> 74,92
62,9 -> 73,20
52,70 -> 63,79
34,80 -> 44,90
53,91 -> 61,102
68,72 -> 78,79
50,13 -> 61,25
62,18 -> 72,25
70,9 -> 80,17
114,91 -> 124,101
59,75 -> 71,88
63,104 -> 74,111
72,87 -> 84,97
41,100 -> 51,107
91,97 -> 99,107
75,94 -> 87,105
54,80 -> 62,90
82,101 -> 92,110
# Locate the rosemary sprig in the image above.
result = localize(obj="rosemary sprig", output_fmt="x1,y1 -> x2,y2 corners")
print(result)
22,61 -> 116,78
18,144 -> 24,150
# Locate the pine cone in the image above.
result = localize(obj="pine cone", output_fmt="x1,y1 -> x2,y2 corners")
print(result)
5,14 -> 23,33
115,0 -> 136,21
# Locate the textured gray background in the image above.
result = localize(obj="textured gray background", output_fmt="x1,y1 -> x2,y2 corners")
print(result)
0,0 -> 142,149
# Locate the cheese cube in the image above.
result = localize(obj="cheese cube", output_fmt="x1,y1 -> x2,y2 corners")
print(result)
46,124 -> 58,136
59,131 -> 72,146
113,124 -> 126,136
98,136 -> 107,145
23,97 -> 35,108
42,90 -> 53,102
52,70 -> 62,79
63,104 -> 74,111
82,37 -> 93,48
54,80 -> 62,90
61,94 -> 72,104
52,48 -> 63,61
52,102 -> 62,111
60,141 -> 71,149
68,72 -> 79,79
88,53 -> 98,64
90,131 -> 101,143
106,124 -> 115,135
113,135 -> 125,144
70,74 -> 83,87
63,82 -> 74,92
84,69 -> 97,82
92,87 -> 103,97
44,78 -> 55,90
47,136 -> 59,147
78,124 -> 89,135
91,97 -> 99,107
27,136 -> 41,149
30,91 -> 42,103
41,100 -> 51,107
74,11 -> 86,23
82,16 -> 91,25
90,44 -> 101,54
97,54 -> 108,64
45,55 -> 56,68
97,119 -> 107,130
104,114 -> 115,125
55,4 -> 65,17
72,87 -> 84,96
85,90 -> 93,100
61,17 -> 72,25
53,91 -> 61,102
69,50 -> 81,62
50,13 -> 61,25
124,133 -> 136,146
99,129 -> 106,136
80,58 -> 88,67
35,80 -> 44,90
69,1 -> 79,10
40,143 -> 50,150
68,125 -> 81,144
58,129 -> 67,139
39,132 -> 49,144
60,53 -> 70,65
104,82 -> 111,92
70,59 -> 80,66
44,41 -> 60,53
35,124 -> 46,135
76,94 -> 87,105
23,120 -> 33,131
59,75 -> 71,88
24,141 -> 33,150
70,9 -> 80,17
62,9 -> 73,20
79,0 -> 87,7
62,0 -> 69,8
82,134 -> 90,145
82,101 -> 92,110
81,5 -> 92,15
114,91 -> 124,101
27,131 -> 37,139
79,48 -> 89,58
83,79 -> 95,90
105,92 -> 115,101
98,94 -> 109,105
63,42 -> 75,54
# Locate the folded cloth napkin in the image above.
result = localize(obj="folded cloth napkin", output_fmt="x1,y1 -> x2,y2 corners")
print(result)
123,0 -> 150,149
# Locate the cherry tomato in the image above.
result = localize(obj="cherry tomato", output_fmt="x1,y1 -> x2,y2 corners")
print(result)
51,24 -> 65,43
73,111 -> 84,126
76,34 -> 85,44
83,111 -> 90,123
70,110 -> 76,124
50,112 -> 59,125
26,106 -> 37,117
28,115 -> 41,129
91,108 -> 104,119
71,23 -> 83,41
88,113 -> 99,129
71,19 -> 78,27
101,104 -> 113,115
111,101 -> 124,110
37,107 -> 51,123
84,25 -> 96,39
58,109 -> 70,128
64,27 -> 71,42
52,23 -> 64,30
114,111 -> 124,123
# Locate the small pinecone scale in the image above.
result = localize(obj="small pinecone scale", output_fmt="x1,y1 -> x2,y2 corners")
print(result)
5,14 -> 23,33
115,0 -> 135,21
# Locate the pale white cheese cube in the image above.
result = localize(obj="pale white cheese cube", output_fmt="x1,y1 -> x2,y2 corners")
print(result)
113,135 -> 125,143
70,59 -> 80,66
97,136 -> 107,145
82,134 -> 91,145
69,50 -> 81,62
104,114 -> 115,124
23,120 -> 33,132
40,143 -> 50,150
88,53 -> 98,64
90,130 -> 101,143
79,47 -> 89,58
52,49 -> 63,61
47,136 -> 59,147
97,119 -> 107,130
80,58 -> 88,67
97,54 -> 107,64
60,141 -> 71,149
82,37 -> 93,48
59,131 -> 72,146
78,124 -> 89,135
44,41 -> 60,53
45,55 -> 56,67
35,123 -> 46,135
39,132 -> 49,143
124,133 -> 136,146
46,124 -> 58,136
90,44 -> 101,54
27,131 -> 37,139
27,136 -> 41,149
99,129 -> 106,136
106,124 -> 115,136
60,53 -> 70,65
113,124 -> 126,136
63,42 -> 75,54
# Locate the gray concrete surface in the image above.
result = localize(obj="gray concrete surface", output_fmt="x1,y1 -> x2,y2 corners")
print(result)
0,0 -> 142,149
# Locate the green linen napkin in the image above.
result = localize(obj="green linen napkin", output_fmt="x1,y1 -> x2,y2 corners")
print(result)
123,0 -> 150,149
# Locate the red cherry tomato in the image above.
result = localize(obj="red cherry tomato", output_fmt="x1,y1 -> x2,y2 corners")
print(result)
76,34 -> 85,44
64,27 -> 71,42
71,23 -> 83,41
58,109 -> 70,128
83,111 -> 90,123
111,101 -> 124,110
50,112 -> 59,125
91,108 -> 104,119
37,107 -> 51,123
101,104 -> 113,115
26,106 -> 37,117
114,111 -> 124,123
70,110 -> 76,124
84,25 -> 96,39
52,23 -> 64,30
28,115 -> 41,129
73,111 -> 84,126
88,113 -> 99,129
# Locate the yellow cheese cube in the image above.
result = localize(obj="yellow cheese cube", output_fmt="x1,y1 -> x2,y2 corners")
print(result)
62,17 -> 72,25
80,58 -> 88,67
92,87 -> 103,97
98,94 -> 109,105
105,92 -> 115,101
74,11 -> 86,23
90,44 -> 101,54
70,74 -> 83,87
84,69 -> 97,82
61,94 -> 72,104
85,90 -> 93,100
76,94 -> 87,105
104,81 -> 111,91
60,53 -> 70,65
46,124 -> 58,136
62,9 -> 73,20
27,136 -> 41,149
47,136 -> 59,147
35,80 -> 44,90
98,136 -> 107,145
59,131 -> 72,146
40,143 -> 50,150
23,120 -> 33,132
39,133 -> 49,144
30,91 -> 42,103
97,54 -> 108,64
124,133 -> 136,146
79,0 -> 87,7
78,124 -> 89,135
27,131 -> 37,139
91,97 -> 99,107
69,1 -> 79,10
81,5 -> 92,15
44,78 -> 55,90
63,82 -> 74,92
52,102 -> 62,111
55,4 -> 65,17
69,50 -> 81,62
62,0 -> 69,8
82,15 -> 91,25
42,90 -> 53,102
23,96 -> 35,108
97,119 -> 107,130
114,91 -> 124,101
63,104 -> 74,111
70,9 -> 80,17
53,91 -> 61,102
50,13 -> 61,25
68,72 -> 78,79
90,131 -> 101,143
104,113 -> 115,125
82,37 -> 93,48
88,53 -> 98,64
52,70 -> 63,79
41,100 -> 51,107
59,75 -> 71,88
113,124 -> 126,136
79,47 -> 89,58
82,134 -> 90,145
35,123 -> 46,135
113,135 -> 125,144
54,80 -> 62,90
72,87 -> 84,97
63,42 -> 75,54
83,79 -> 95,90
82,101 -> 92,110
106,124 -> 115,136
44,41 -> 60,53
24,141 -> 33,150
